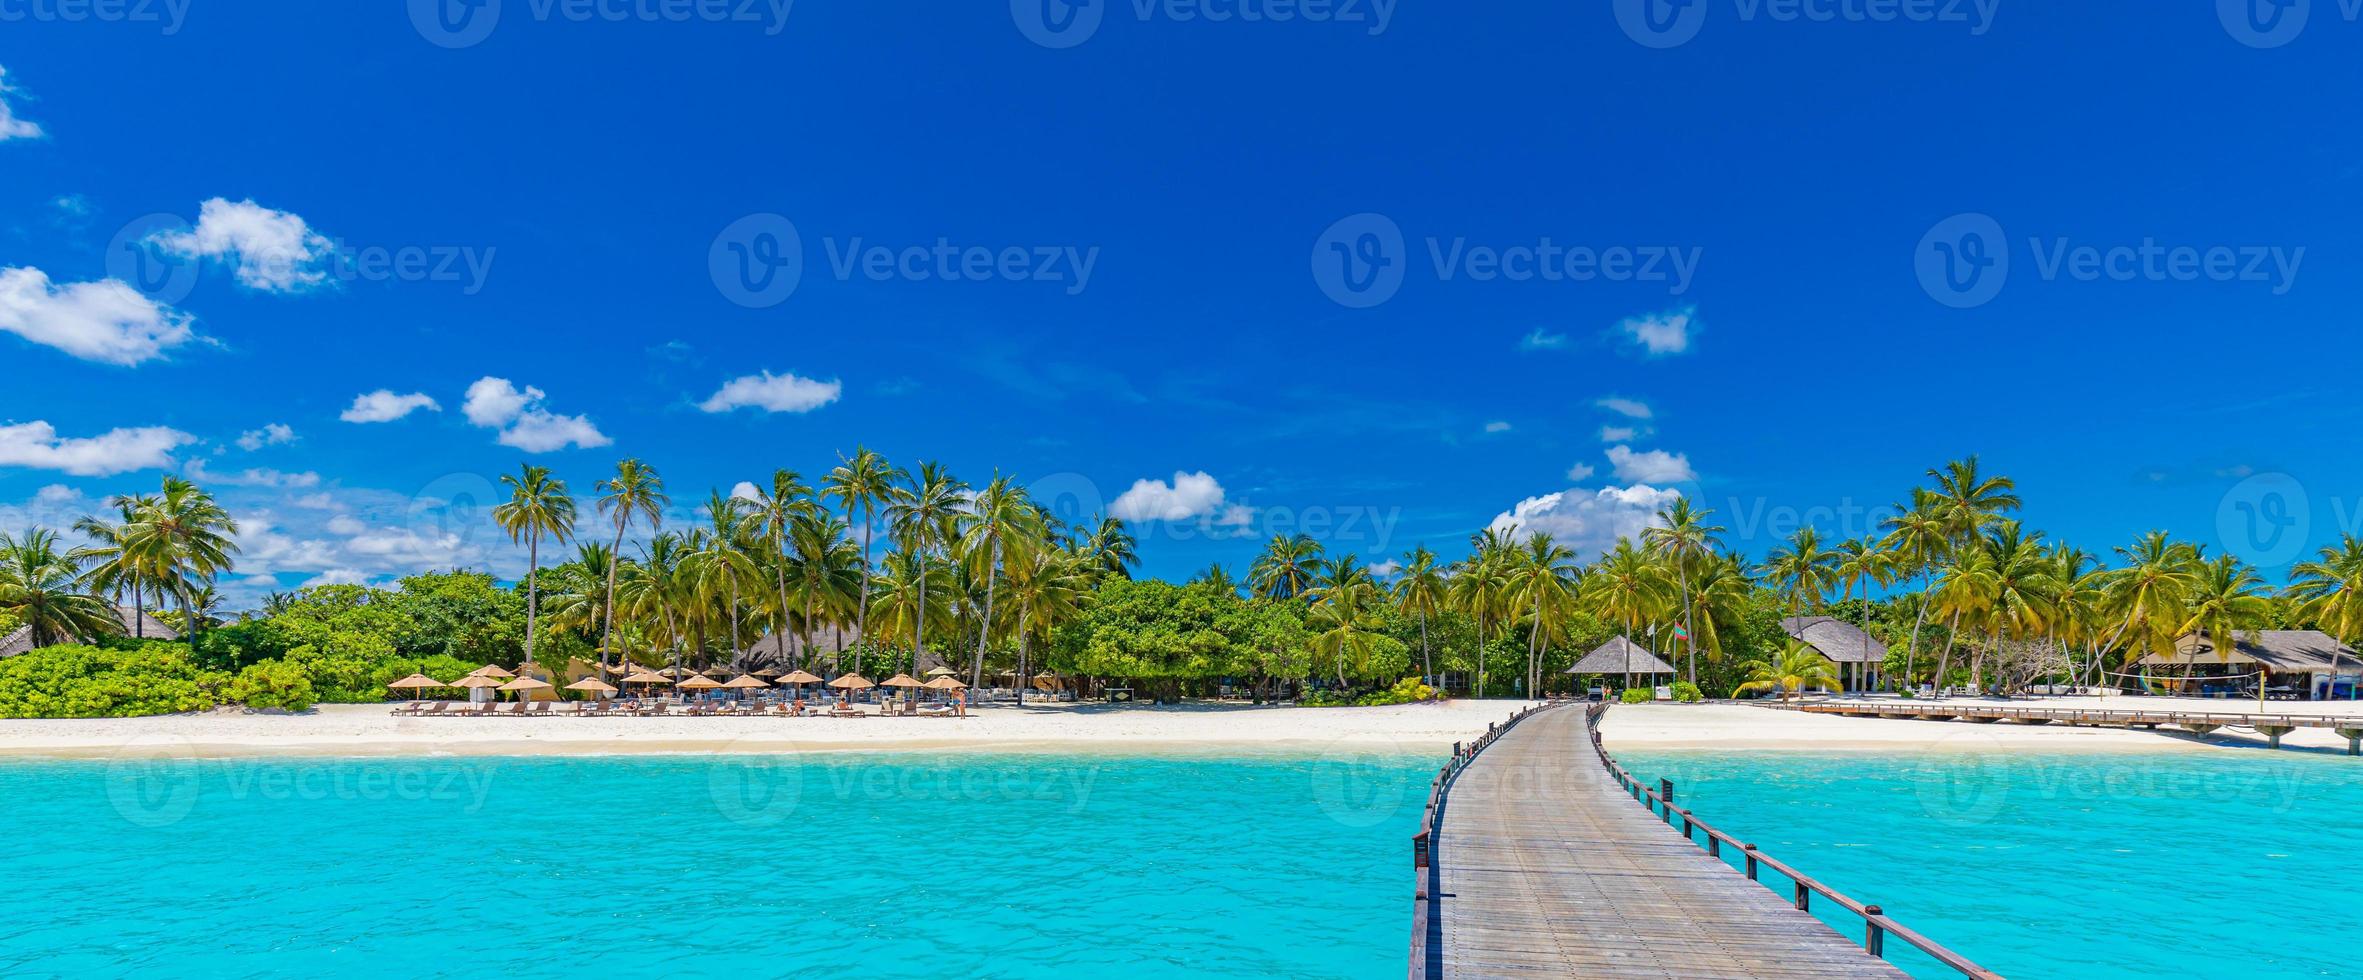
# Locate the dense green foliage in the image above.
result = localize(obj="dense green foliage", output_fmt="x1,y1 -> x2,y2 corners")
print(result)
0,645 -> 227,718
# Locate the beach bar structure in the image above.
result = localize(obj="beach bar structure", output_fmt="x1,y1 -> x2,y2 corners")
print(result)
1780,616 -> 1887,693
1566,636 -> 1677,692
2132,630 -> 2361,700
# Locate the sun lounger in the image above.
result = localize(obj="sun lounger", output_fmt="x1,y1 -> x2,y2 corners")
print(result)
918,703 -> 955,717
415,701 -> 448,717
829,702 -> 863,718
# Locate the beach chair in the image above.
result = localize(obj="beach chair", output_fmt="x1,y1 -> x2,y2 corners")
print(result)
918,703 -> 955,717
529,701 -> 554,716
416,702 -> 449,718
829,702 -> 864,718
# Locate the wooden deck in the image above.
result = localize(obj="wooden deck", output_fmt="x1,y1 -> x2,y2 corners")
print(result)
1430,705 -> 1909,978
1795,700 -> 2363,752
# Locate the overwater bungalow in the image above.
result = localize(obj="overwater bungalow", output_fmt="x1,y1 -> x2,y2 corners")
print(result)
1779,616 -> 1887,693
2132,630 -> 2361,700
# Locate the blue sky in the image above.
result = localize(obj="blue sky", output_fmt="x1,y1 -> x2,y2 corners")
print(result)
1,3 -> 2358,607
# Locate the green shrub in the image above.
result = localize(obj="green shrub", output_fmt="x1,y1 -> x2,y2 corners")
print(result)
0,644 -> 228,718
228,660 -> 316,712
1672,681 -> 1703,703
1356,676 -> 1438,706
1619,687 -> 1653,705
1298,688 -> 1350,707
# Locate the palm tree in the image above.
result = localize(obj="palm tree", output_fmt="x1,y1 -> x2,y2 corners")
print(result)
1508,535 -> 1582,697
1879,490 -> 1950,688
1733,641 -> 1844,700
2290,535 -> 2363,700
1309,558 -> 1382,689
595,459 -> 668,677
785,511 -> 860,670
1002,546 -> 1086,704
686,495 -> 761,663
2097,531 -> 2201,678
1084,516 -> 1138,582
1974,522 -> 2059,692
2048,545 -> 2106,688
885,461 -> 967,678
1684,551 -> 1754,671
1830,536 -> 1896,691
1249,534 -> 1322,600
748,468 -> 815,658
1195,562 -> 1239,594
2179,553 -> 2271,694
958,475 -> 1040,687
122,477 -> 239,644
822,447 -> 904,669
70,494 -> 161,637
1764,527 -> 1839,623
1585,538 -> 1665,692
1391,545 -> 1447,688
1927,455 -> 2021,542
0,528 -> 122,648
492,463 -> 577,666
1642,499 -> 1723,685
1450,530 -> 1515,697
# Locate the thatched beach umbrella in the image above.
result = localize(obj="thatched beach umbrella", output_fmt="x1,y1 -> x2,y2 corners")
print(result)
470,664 -> 517,680
828,674 -> 874,691
678,675 -> 724,693
702,666 -> 733,679
751,668 -> 783,680
924,676 -> 967,691
721,675 -> 770,690
498,676 -> 553,701
924,666 -> 959,678
566,678 -> 618,699
881,674 -> 923,689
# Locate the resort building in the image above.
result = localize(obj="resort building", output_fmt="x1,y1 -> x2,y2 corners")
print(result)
1779,616 -> 1887,693
2132,630 -> 2361,700
0,604 -> 180,659
1566,635 -> 1677,692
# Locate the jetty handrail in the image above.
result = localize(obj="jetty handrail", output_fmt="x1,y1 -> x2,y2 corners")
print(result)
1584,702 -> 2004,980
1407,701 -> 1554,980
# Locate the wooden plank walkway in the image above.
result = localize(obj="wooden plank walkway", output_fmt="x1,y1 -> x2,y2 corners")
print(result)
1433,705 -> 1908,978
1796,700 -> 2363,752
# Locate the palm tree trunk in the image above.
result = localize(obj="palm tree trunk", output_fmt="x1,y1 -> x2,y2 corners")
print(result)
854,501 -> 876,674
913,550 -> 929,682
773,526 -> 792,659
1933,609 -> 1961,696
972,535 -> 1000,689
1016,610 -> 1031,706
1677,560 -> 1695,685
1418,612 -> 1432,696
524,530 -> 540,665
600,519 -> 626,677
1903,569 -> 1932,690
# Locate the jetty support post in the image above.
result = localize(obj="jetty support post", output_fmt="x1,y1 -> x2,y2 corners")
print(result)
2259,725 -> 2295,750
2340,728 -> 2363,757
1864,906 -> 1885,958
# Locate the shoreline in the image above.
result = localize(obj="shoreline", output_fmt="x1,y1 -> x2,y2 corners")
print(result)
6,695 -> 2361,762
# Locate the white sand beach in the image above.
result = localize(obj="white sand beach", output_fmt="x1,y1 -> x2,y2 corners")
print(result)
1598,696 -> 2363,755
5,695 -> 2361,761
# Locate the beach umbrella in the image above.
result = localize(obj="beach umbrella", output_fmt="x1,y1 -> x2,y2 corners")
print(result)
566,678 -> 618,699
721,675 -> 770,689
924,666 -> 959,678
678,675 -> 724,690
702,666 -> 733,679
470,664 -> 517,679
388,673 -> 445,705
451,675 -> 504,689
780,670 -> 822,685
924,676 -> 967,690
881,674 -> 924,688
623,670 -> 672,684
828,674 -> 874,690
498,676 -> 553,700
751,668 -> 783,679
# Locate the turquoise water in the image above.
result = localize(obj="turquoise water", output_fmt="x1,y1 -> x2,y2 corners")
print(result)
0,751 -> 1432,978
1618,750 -> 2363,979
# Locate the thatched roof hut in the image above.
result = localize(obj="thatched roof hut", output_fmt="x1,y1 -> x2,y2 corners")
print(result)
1565,636 -> 1676,676
0,604 -> 181,659
1780,616 -> 1888,665
2135,630 -> 2356,674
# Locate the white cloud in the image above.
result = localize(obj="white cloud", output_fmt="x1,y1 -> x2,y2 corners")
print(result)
1566,462 -> 1597,482
0,66 -> 42,141
1605,445 -> 1696,483
730,481 -> 763,503
35,483 -> 77,504
1215,503 -> 1256,527
1600,425 -> 1641,443
463,376 -> 609,452
1110,470 -> 1227,522
0,266 -> 198,365
291,492 -> 339,510
698,370 -> 842,414
187,458 -> 320,489
301,569 -> 371,588
341,389 -> 440,423
462,377 -> 539,427
0,420 -> 195,476
236,422 -> 295,451
1618,307 -> 1695,357
1483,420 -> 1512,434
1517,328 -> 1568,351
325,514 -> 365,535
1596,397 -> 1653,419
1366,559 -> 1402,577
148,197 -> 333,293
1487,483 -> 1683,555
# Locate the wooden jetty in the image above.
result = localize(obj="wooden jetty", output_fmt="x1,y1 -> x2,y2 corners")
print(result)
1796,700 -> 2363,753
1410,702 -> 1997,979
